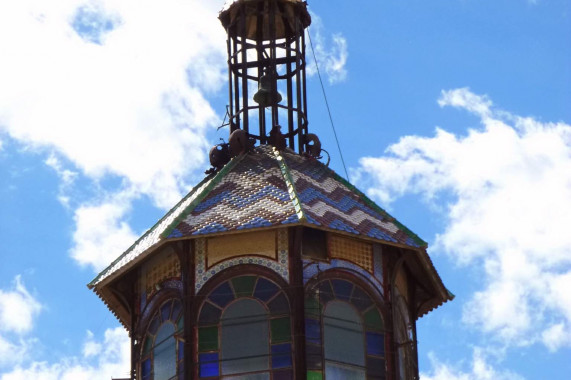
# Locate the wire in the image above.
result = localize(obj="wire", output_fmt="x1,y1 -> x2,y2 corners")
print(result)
307,27 -> 350,181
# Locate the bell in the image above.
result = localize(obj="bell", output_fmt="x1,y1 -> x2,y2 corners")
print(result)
253,70 -> 282,107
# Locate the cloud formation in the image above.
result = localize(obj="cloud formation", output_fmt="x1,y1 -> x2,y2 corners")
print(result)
356,88 -> 571,349
0,0 -> 227,209
0,276 -> 41,367
306,13 -> 349,84
421,349 -> 524,380
0,276 -> 41,335
1,327 -> 130,380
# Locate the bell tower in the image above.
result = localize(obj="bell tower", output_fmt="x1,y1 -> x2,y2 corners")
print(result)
220,0 -> 311,152
89,1 -> 453,380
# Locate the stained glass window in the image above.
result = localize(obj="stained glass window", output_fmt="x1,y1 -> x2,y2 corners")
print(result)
197,275 -> 292,379
305,278 -> 386,380
140,298 -> 183,380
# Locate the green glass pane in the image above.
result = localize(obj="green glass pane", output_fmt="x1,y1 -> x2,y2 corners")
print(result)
177,316 -> 184,332
270,317 -> 291,343
307,370 -> 323,380
231,276 -> 256,297
198,326 -> 218,352
364,308 -> 384,331
143,336 -> 153,354
305,296 -> 321,317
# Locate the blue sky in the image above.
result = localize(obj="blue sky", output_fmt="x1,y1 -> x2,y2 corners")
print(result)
1,0 -> 570,379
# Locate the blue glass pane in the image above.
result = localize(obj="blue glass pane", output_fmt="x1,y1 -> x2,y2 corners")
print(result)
331,279 -> 353,301
271,343 -> 292,369
199,352 -> 219,377
161,301 -> 172,322
141,358 -> 151,380
268,293 -> 289,315
148,315 -> 160,335
366,332 -> 384,356
253,278 -> 279,302
199,301 -> 222,325
305,318 -> 321,344
172,300 -> 183,321
350,286 -> 373,312
318,281 -> 334,304
325,362 -> 366,380
154,322 -> 176,380
209,281 -> 235,308
178,340 -> 184,361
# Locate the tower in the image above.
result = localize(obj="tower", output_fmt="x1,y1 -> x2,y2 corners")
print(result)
88,1 -> 453,379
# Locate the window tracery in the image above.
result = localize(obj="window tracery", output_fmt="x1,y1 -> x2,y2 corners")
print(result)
305,277 -> 386,380
197,275 -> 293,379
141,298 -> 184,380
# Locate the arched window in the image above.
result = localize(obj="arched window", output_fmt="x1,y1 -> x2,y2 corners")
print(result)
306,278 -> 386,380
197,275 -> 292,379
394,292 -> 415,380
141,299 -> 183,380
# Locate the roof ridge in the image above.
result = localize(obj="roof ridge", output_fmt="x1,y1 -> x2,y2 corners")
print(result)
273,148 -> 306,223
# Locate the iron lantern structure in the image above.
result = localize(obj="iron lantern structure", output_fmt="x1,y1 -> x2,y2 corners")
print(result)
220,0 -> 311,152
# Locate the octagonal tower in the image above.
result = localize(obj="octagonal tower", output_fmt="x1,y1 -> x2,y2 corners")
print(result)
89,1 -> 452,379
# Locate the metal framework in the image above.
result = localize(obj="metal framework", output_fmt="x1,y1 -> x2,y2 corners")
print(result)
220,0 -> 311,153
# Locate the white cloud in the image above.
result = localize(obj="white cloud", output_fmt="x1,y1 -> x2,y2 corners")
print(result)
0,336 -> 33,368
421,348 -> 524,380
1,327 -> 130,380
82,331 -> 102,358
356,88 -> 571,349
0,276 -> 42,335
306,13 -> 348,84
0,276 -> 41,368
70,191 -> 138,271
0,0 -> 228,210
45,153 -> 78,208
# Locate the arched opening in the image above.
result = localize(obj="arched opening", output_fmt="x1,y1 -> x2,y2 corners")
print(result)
140,298 -> 183,380
197,274 -> 293,379
305,277 -> 386,380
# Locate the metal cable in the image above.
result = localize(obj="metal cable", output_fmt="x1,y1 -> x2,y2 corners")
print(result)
307,27 -> 350,181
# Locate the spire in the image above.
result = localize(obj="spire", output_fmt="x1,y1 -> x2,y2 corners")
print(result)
217,0 -> 313,158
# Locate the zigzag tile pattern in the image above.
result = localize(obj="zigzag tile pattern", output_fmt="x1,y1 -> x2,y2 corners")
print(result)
168,147 -> 298,237
282,151 -> 421,248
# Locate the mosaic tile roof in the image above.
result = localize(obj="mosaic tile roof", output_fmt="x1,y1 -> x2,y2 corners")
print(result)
89,145 -> 426,288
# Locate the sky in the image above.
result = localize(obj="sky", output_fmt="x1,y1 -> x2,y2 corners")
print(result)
0,0 -> 570,379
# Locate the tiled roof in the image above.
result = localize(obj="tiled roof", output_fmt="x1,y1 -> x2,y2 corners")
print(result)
89,145 -> 426,288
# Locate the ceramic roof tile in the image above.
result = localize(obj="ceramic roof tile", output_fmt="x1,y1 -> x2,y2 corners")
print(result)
280,150 -> 425,248
90,145 -> 427,288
